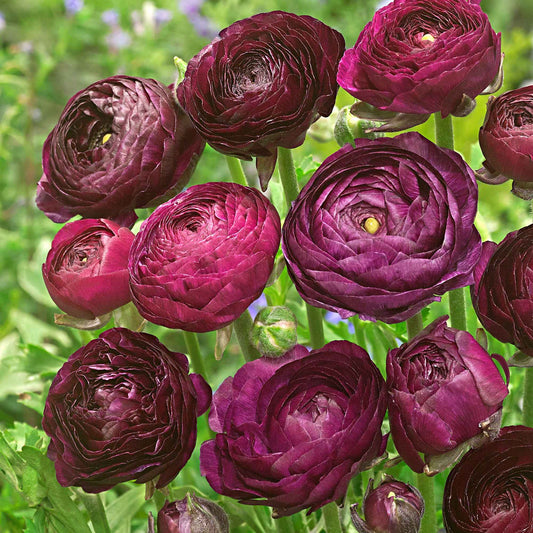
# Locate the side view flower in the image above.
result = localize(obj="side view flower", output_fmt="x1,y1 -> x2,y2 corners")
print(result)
387,317 -> 509,475
282,132 -> 481,323
200,341 -> 388,516
36,75 -> 205,226
42,218 -> 134,319
175,11 -> 344,189
129,182 -> 281,332
42,328 -> 211,493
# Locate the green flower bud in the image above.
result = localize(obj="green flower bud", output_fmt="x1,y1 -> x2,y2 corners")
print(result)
250,306 -> 297,358
334,105 -> 384,147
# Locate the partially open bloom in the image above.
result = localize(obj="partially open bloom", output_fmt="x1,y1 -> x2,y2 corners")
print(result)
36,75 -> 204,226
471,225 -> 533,357
201,341 -> 388,516
42,328 -> 211,493
42,219 -> 134,319
338,0 -> 501,121
443,426 -> 533,532
282,132 -> 481,323
387,317 -> 509,475
175,11 -> 344,189
129,182 -> 281,332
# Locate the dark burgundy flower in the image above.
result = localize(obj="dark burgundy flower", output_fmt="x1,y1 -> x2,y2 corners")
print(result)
351,476 -> 424,533
157,494 -> 229,533
387,317 -> 509,475
42,218 -> 134,319
443,426 -> 533,532
200,341 -> 388,517
175,11 -> 344,189
338,0 -> 501,118
282,132 -> 481,324
129,182 -> 281,333
471,225 -> 533,357
42,328 -> 211,493
36,75 -> 204,226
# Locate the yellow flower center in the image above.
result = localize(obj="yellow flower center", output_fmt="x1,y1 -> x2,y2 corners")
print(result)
421,34 -> 435,43
101,133 -> 112,144
363,217 -> 380,234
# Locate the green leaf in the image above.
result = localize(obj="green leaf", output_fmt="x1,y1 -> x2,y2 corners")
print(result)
106,485 -> 146,532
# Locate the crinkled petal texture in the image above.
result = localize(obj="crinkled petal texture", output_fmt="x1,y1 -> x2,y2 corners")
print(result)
36,75 -> 205,225
200,341 -> 388,517
338,0 -> 501,116
471,225 -> 533,357
443,426 -> 533,532
42,328 -> 211,493
175,11 -> 344,180
386,317 -> 509,473
42,219 -> 134,319
129,182 -> 281,333
282,132 -> 481,323
480,85 -> 533,183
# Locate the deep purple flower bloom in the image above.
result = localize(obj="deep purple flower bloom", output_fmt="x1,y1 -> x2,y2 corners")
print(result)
387,317 -> 509,475
471,225 -> 533,358
443,426 -> 533,532
42,218 -> 134,319
129,182 -> 281,333
282,132 -> 481,324
36,75 -> 204,226
200,341 -> 388,516
175,11 -> 344,189
338,0 -> 501,117
42,328 -> 211,493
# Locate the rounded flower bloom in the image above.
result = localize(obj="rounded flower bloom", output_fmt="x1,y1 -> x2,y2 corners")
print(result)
36,75 -> 205,226
471,225 -> 533,357
338,0 -> 501,117
282,132 -> 481,323
42,218 -> 134,319
200,341 -> 388,517
387,317 -> 509,475
443,426 -> 533,532
129,182 -> 281,333
42,328 -> 211,493
175,11 -> 344,189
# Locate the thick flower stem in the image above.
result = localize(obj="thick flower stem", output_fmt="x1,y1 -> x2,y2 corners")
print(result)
278,147 -> 300,210
416,473 -> 437,533
78,493 -> 111,533
225,155 -> 249,186
434,113 -> 454,150
234,310 -> 261,361
307,305 -> 325,349
406,313 -> 424,339
183,331 -> 208,378
524,367 -> 533,427
322,502 -> 342,533
448,288 -> 467,331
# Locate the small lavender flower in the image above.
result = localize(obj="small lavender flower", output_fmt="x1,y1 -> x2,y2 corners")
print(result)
64,0 -> 83,15
0,12 -> 6,33
105,28 -> 132,52
155,8 -> 172,28
101,9 -> 120,27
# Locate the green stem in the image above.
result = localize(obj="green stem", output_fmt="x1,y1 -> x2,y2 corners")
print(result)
306,305 -> 325,349
524,367 -> 533,427
78,493 -> 111,533
406,313 -> 424,339
448,288 -> 467,331
434,113 -> 454,150
183,331 -> 207,378
322,502 -> 342,533
226,155 -> 248,186
234,310 -> 261,361
277,147 -> 300,208
416,473 -> 437,533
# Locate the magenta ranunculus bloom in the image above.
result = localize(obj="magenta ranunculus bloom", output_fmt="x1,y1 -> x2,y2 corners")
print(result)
443,426 -> 533,532
42,218 -> 134,319
387,317 -> 509,475
129,182 -> 281,333
36,75 -> 204,226
471,225 -> 533,358
42,328 -> 211,493
282,132 -> 481,324
338,0 -> 501,117
175,11 -> 344,189
200,341 -> 388,517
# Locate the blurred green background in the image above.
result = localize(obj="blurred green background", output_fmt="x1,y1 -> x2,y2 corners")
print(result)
0,0 -> 532,531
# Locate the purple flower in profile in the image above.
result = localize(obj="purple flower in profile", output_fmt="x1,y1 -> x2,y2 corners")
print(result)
201,341 -> 388,516
282,132 -> 481,324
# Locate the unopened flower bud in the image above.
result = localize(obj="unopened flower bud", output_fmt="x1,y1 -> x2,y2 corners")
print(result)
334,106 -> 383,146
250,306 -> 297,357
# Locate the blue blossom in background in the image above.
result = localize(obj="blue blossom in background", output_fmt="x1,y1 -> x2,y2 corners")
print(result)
247,293 -> 268,320
105,27 -> 132,52
64,0 -> 83,15
325,311 -> 356,334
155,8 -> 173,28
0,12 -> 5,32
178,0 -> 217,38
101,9 -> 120,27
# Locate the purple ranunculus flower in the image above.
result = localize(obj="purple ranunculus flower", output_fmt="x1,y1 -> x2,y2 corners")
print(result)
42,328 -> 211,493
282,132 -> 481,324
42,218 -> 134,319
200,341 -> 388,517
471,225 -> 533,358
443,426 -> 533,532
36,75 -> 204,227
175,11 -> 345,189
387,317 -> 509,475
338,0 -> 501,118
129,182 -> 281,333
